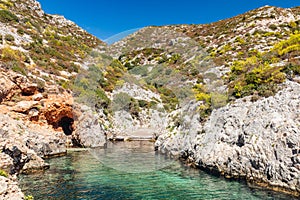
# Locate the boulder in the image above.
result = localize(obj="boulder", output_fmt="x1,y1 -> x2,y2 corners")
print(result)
32,93 -> 43,101
11,101 -> 39,113
0,73 -> 16,103
0,114 -> 66,170
21,83 -> 37,96
0,175 -> 24,200
72,105 -> 107,148
2,144 -> 49,175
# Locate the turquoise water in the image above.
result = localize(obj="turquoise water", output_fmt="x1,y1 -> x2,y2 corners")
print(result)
19,141 -> 295,200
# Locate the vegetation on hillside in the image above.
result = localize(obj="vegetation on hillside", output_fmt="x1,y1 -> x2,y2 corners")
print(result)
227,32 -> 299,99
0,1 -> 299,123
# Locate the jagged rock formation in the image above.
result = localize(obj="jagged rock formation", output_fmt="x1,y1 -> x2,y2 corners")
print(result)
0,175 -> 24,200
0,0 -> 108,198
72,105 -> 107,147
0,0 -> 299,198
156,81 -> 300,196
104,5 -> 300,197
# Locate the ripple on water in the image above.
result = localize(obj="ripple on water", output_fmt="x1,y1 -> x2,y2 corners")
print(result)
19,141 -> 297,200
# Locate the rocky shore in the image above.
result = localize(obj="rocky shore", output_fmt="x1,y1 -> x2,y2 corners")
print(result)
156,81 -> 300,197
0,0 -> 299,198
0,70 -> 107,199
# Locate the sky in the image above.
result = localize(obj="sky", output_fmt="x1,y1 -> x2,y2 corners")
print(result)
38,0 -> 299,42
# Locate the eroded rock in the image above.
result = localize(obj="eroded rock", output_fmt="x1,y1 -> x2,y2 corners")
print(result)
156,81 -> 300,196
11,101 -> 39,113
0,175 -> 24,200
72,105 -> 107,148
0,73 -> 16,103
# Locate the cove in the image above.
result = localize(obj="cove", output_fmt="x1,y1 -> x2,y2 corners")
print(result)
19,141 -> 296,200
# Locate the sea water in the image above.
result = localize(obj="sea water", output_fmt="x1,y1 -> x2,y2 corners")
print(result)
19,141 -> 296,200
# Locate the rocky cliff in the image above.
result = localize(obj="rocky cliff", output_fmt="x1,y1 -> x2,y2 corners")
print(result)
156,81 -> 300,196
103,5 -> 300,197
0,0 -> 299,198
0,0 -> 107,198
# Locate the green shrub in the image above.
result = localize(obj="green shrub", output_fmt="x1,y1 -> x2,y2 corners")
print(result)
24,195 -> 34,200
269,24 -> 277,30
11,63 -> 26,75
72,65 -> 111,110
272,33 -> 300,56
138,99 -> 148,108
111,92 -> 140,117
0,169 -> 8,177
0,9 -> 18,23
17,28 -> 24,35
283,63 -> 300,76
129,65 -> 148,76
4,34 -> 14,42
1,46 -> 24,61
76,88 -> 110,110
211,92 -> 228,109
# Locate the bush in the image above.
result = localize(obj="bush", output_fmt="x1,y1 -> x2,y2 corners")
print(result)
283,63 -> 300,76
76,88 -> 110,110
17,28 -> 24,35
269,24 -> 277,30
11,62 -> 27,75
273,33 -> 300,56
0,9 -> 18,23
24,195 -> 34,200
0,169 -> 8,177
111,92 -> 140,117
4,34 -> 14,42
211,92 -> 228,109
129,65 -> 148,76
1,46 -> 24,61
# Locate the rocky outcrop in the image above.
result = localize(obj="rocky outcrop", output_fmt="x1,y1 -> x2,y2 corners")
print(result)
0,73 -> 16,103
156,81 -> 300,196
0,112 -> 68,199
0,114 -> 65,171
72,105 -> 107,148
0,175 -> 24,200
11,101 -> 39,113
0,150 -> 24,199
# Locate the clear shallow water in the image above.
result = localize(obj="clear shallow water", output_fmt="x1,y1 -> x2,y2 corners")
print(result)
19,141 -> 295,200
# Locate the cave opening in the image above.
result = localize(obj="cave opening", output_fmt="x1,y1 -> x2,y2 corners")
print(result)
58,117 -> 74,136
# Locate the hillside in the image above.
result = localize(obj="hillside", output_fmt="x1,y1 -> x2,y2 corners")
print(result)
0,0 -> 107,199
103,5 -> 300,196
102,5 -> 299,126
0,1 -> 299,198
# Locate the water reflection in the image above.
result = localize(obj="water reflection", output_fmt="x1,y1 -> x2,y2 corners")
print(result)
89,141 -> 175,173
19,141 -> 297,200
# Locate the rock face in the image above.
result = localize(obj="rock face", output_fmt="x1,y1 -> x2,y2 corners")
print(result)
0,175 -> 24,200
0,114 -> 64,199
72,105 -> 107,148
0,73 -> 16,103
0,114 -> 65,172
156,81 -> 300,196
155,100 -> 202,156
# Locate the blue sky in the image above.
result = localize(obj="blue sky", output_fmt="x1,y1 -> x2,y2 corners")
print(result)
38,0 -> 299,41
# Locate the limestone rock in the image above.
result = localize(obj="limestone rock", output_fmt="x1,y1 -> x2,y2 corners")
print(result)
0,153 -> 13,172
2,144 -> 49,175
32,93 -> 43,101
156,81 -> 300,196
73,105 -> 106,148
11,101 -> 39,113
21,83 -> 37,96
0,176 -> 24,200
0,114 -> 66,169
0,73 -> 16,103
